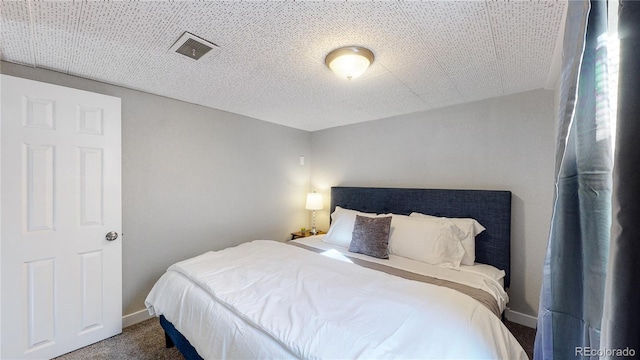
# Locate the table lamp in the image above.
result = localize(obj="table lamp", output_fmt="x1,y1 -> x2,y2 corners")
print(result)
305,192 -> 323,235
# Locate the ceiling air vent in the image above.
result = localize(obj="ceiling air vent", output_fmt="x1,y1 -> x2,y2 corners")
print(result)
169,32 -> 219,60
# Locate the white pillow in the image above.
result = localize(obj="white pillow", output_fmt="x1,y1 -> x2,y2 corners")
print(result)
409,212 -> 486,266
323,206 -> 379,248
388,214 -> 466,270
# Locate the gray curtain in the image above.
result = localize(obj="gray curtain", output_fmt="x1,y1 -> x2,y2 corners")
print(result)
534,1 -> 614,359
600,1 -> 640,358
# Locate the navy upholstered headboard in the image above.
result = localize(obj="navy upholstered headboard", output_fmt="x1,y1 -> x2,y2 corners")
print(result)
330,186 -> 512,288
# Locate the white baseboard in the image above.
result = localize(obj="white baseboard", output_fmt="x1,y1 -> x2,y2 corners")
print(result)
122,309 -> 153,328
505,308 -> 537,329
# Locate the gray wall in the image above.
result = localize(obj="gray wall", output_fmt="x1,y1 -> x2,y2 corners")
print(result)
310,89 -> 555,317
2,60 -> 554,320
1,61 -> 311,315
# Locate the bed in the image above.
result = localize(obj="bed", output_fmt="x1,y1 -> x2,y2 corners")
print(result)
145,186 -> 525,359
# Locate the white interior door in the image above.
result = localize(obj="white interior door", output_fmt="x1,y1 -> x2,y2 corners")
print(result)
1,75 -> 122,359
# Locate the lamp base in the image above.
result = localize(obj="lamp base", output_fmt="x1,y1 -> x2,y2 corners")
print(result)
311,227 -> 317,235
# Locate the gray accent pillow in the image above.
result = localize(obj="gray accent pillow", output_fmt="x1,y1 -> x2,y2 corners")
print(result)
348,215 -> 392,259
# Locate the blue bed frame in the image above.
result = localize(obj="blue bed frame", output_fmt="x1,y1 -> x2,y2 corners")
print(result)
159,186 -> 512,358
160,315 -> 203,360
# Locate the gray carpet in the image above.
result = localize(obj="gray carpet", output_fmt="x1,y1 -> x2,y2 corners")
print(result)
56,318 -> 535,359
54,319 -> 181,360
506,320 -> 536,359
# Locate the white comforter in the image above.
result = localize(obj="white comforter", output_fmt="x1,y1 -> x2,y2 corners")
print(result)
146,240 -> 526,359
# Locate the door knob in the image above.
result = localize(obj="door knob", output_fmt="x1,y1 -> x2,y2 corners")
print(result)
106,231 -> 118,241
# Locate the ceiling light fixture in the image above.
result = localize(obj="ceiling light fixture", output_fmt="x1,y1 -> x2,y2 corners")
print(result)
325,46 -> 374,80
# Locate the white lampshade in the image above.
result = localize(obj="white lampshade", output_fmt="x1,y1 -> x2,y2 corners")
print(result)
325,46 -> 374,80
305,192 -> 323,211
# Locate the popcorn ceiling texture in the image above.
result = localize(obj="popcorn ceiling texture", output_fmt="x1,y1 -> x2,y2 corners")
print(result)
0,1 -> 566,131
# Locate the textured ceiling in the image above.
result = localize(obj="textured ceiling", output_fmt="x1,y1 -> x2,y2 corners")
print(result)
1,1 -> 567,131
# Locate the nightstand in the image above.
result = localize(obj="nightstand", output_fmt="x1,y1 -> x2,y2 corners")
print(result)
290,230 -> 326,240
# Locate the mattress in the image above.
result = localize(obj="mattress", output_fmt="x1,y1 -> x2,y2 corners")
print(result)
146,239 -> 525,359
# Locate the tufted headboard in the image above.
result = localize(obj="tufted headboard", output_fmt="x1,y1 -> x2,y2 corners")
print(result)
330,186 -> 512,288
